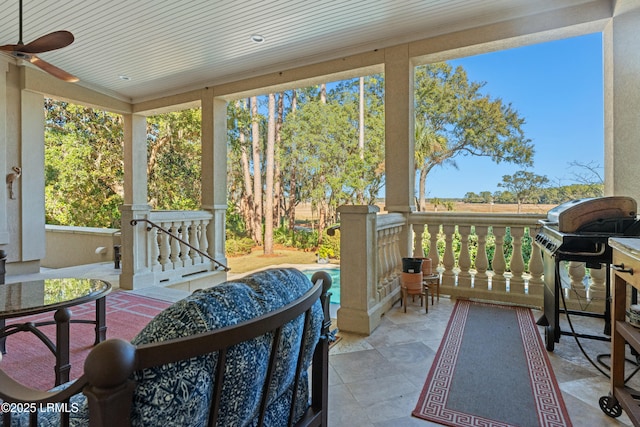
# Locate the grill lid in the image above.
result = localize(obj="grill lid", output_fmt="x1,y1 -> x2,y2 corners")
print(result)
547,196 -> 637,232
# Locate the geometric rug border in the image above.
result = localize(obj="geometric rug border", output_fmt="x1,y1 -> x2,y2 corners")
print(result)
412,299 -> 573,427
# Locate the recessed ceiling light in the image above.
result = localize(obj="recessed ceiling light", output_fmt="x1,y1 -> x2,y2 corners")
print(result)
118,74 -> 131,81
250,34 -> 265,44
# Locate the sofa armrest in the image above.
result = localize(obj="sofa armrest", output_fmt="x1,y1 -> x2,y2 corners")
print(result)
296,270 -> 332,427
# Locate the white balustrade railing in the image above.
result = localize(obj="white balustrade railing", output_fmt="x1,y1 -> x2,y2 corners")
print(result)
409,212 -> 545,306
147,210 -> 215,284
333,206 -> 605,335
375,213 -> 406,301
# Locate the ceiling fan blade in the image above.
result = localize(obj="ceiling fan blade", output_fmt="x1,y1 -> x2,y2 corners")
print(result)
0,44 -> 22,52
28,55 -> 78,82
20,30 -> 74,54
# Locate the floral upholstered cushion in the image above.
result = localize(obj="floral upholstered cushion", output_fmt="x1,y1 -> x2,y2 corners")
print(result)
130,267 -> 323,427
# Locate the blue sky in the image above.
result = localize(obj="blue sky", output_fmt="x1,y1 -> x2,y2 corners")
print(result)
426,32 -> 604,198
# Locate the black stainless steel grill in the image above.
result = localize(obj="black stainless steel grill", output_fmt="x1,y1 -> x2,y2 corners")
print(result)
534,196 -> 640,351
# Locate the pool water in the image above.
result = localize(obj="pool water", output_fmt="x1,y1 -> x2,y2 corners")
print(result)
302,268 -> 340,304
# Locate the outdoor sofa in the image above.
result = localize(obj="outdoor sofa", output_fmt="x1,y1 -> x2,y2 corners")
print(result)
0,267 -> 332,427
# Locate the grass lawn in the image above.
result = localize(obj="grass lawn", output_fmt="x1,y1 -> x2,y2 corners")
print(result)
227,247 -> 322,274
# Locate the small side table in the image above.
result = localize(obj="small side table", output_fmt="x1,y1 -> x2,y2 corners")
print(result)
422,274 -> 440,311
401,285 -> 426,313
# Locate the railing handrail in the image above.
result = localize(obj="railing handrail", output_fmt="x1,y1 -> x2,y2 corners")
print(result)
409,211 -> 545,227
130,219 -> 230,272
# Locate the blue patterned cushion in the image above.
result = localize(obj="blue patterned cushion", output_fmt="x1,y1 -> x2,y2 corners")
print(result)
130,267 -> 322,427
0,268 -> 322,427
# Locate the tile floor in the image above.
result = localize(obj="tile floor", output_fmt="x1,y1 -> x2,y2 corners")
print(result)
328,296 -> 639,426
5,263 -> 640,426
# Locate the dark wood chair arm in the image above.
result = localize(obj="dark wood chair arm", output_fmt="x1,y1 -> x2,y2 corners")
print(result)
0,370 -> 86,403
83,338 -> 137,427
303,271 -> 332,427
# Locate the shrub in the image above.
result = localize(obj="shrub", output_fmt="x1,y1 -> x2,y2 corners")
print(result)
318,231 -> 340,260
226,236 -> 254,256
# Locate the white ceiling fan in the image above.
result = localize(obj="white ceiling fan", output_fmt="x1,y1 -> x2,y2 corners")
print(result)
0,0 -> 78,82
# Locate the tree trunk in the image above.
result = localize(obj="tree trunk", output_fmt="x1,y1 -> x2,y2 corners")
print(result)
251,96 -> 263,245
264,93 -> 276,255
288,91 -> 298,231
236,100 -> 256,239
357,76 -> 365,204
274,92 -> 284,229
418,165 -> 428,212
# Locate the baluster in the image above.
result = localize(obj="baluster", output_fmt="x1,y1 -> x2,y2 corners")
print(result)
509,226 -> 525,294
378,228 -> 389,293
527,227 -> 544,297
474,225 -> 489,290
391,226 -> 404,296
441,224 -> 456,287
427,223 -> 440,272
180,221 -> 191,265
150,227 -> 160,270
379,229 -> 393,284
376,229 -> 386,295
492,226 -> 507,292
190,221 -> 201,263
199,220 -> 210,262
588,263 -> 606,313
413,223 -> 425,257
377,229 -> 387,285
159,223 -> 171,269
568,261 -> 587,302
457,225 -> 472,287
391,226 -> 402,275
169,222 -> 181,266
390,226 -> 403,294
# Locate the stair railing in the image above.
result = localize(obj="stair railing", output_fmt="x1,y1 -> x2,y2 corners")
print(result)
130,219 -> 230,272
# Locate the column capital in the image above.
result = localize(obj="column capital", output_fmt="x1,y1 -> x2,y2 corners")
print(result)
337,205 -> 380,215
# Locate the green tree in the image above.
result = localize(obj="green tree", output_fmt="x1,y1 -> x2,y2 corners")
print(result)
414,63 -> 534,211
45,100 -> 124,228
146,109 -> 202,210
45,100 -> 203,227
498,170 -> 549,213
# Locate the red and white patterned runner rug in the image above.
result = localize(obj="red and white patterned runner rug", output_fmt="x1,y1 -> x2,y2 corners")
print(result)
412,299 -> 572,427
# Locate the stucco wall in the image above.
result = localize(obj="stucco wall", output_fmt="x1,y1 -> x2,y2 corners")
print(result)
43,225 -> 120,268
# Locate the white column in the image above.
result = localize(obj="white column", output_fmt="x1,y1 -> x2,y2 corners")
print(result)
0,59 -> 8,246
120,113 -> 152,289
384,44 -> 415,214
201,90 -> 228,268
19,90 -> 46,263
604,7 -> 640,200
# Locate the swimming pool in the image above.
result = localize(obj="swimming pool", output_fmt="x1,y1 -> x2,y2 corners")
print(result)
302,268 -> 340,304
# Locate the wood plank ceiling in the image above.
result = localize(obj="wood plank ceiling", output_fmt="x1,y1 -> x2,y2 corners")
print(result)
0,0 -> 602,103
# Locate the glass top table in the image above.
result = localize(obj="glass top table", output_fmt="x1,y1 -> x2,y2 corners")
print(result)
0,278 -> 112,386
